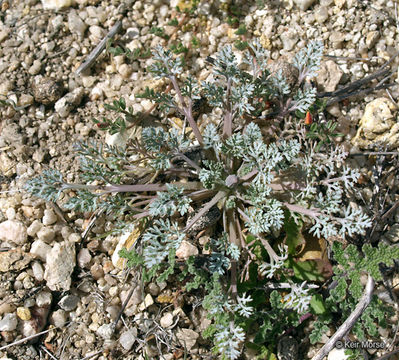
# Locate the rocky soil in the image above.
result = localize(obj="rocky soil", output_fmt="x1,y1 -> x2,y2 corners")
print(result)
1,0 -> 399,359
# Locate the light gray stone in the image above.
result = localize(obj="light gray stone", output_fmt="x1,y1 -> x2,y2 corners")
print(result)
293,0 -> 317,10
0,313 -> 18,331
176,328 -> 199,351
54,88 -> 84,118
44,242 -> 76,291
0,220 -> 28,245
30,240 -> 51,262
42,209 -> 57,226
68,11 -> 87,38
119,328 -> 137,350
59,295 -> 79,311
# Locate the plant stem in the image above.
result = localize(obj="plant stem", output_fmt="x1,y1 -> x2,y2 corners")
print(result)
311,275 -> 375,360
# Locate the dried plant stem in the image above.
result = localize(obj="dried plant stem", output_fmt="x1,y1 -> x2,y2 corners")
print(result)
0,328 -> 57,351
311,275 -> 375,360
75,21 -> 122,75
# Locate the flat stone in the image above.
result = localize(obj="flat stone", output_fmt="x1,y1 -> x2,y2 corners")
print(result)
0,250 -> 35,272
176,240 -> 198,259
54,88 -> 84,118
30,240 -> 51,262
160,312 -> 174,328
97,323 -> 113,340
58,295 -> 79,311
176,328 -> 199,351
317,60 -> 343,92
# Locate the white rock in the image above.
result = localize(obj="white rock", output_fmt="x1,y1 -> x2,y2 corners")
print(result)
118,64 -> 132,79
36,291 -> 52,307
44,242 -> 76,291
54,88 -> 84,118
352,97 -> 398,149
160,312 -> 174,328
77,248 -> 92,268
317,60 -> 343,92
41,0 -> 74,9
6,208 -> 16,220
280,29 -> 299,51
97,323 -> 113,339
30,240 -> 51,262
138,294 -> 154,311
0,313 -> 18,331
328,348 -> 350,360
293,0 -> 317,10
176,328 -> 199,351
68,11 -> 87,38
42,209 -> 57,226
32,261 -> 45,281
37,227 -> 55,243
50,309 -> 67,327
176,240 -> 198,259
119,328 -> 137,350
0,220 -> 27,245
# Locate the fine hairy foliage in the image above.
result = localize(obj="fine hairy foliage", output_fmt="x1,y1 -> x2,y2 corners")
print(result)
25,40 -> 395,359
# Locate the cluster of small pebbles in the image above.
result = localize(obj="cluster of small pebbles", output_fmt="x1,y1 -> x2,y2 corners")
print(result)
1,0 -> 399,358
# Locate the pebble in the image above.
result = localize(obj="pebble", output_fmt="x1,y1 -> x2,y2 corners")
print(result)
30,240 -> 51,262
328,348 -> 350,359
17,307 -> 31,321
160,312 -> 174,328
97,323 -> 113,340
42,209 -> 58,226
90,263 -> 104,280
176,328 -> 199,351
32,76 -> 63,105
293,0 -> 317,10
280,29 -> 299,51
41,0 -> 74,9
36,291 -> 52,307
68,11 -> 87,38
54,87 -> 84,118
28,60 -> 42,76
50,309 -> 67,327
176,240 -> 199,259
119,328 -> 137,350
5,208 -> 16,220
385,224 -> 399,243
0,313 -> 18,331
59,295 -> 79,311
138,294 -> 154,311
31,261 -> 45,281
0,220 -> 28,245
44,242 -> 76,291
37,227 -> 56,243
77,248 -> 92,268
0,250 -> 34,272
317,60 -> 343,92
118,64 -> 133,79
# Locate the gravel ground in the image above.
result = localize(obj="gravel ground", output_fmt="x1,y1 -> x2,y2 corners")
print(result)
1,0 -> 399,359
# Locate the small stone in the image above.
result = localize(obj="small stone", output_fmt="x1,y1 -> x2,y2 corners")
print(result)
0,220 -> 28,245
315,6 -> 329,23
293,0 -> 316,10
147,283 -> 160,297
42,209 -> 57,226
366,31 -> 380,49
0,250 -> 34,272
317,60 -> 343,92
0,313 -> 18,331
176,328 -> 199,351
35,291 -> 52,307
68,11 -> 87,38
44,242 -> 76,291
280,30 -> 299,51
32,261 -> 45,281
138,294 -> 154,312
77,248 -> 92,268
160,312 -> 174,328
176,241 -> 198,259
277,336 -> 299,360
118,64 -> 132,79
119,329 -> 137,350
328,348 -> 350,360
32,76 -> 63,105
30,240 -> 51,262
50,309 -> 67,327
385,224 -> 399,243
5,208 -> 15,220
37,227 -> 56,243
54,88 -> 84,118
59,295 -> 79,311
41,0 -> 74,9
97,323 -> 113,340
68,233 -> 81,243
17,307 -> 31,321
28,60 -> 42,76
90,263 -> 104,280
